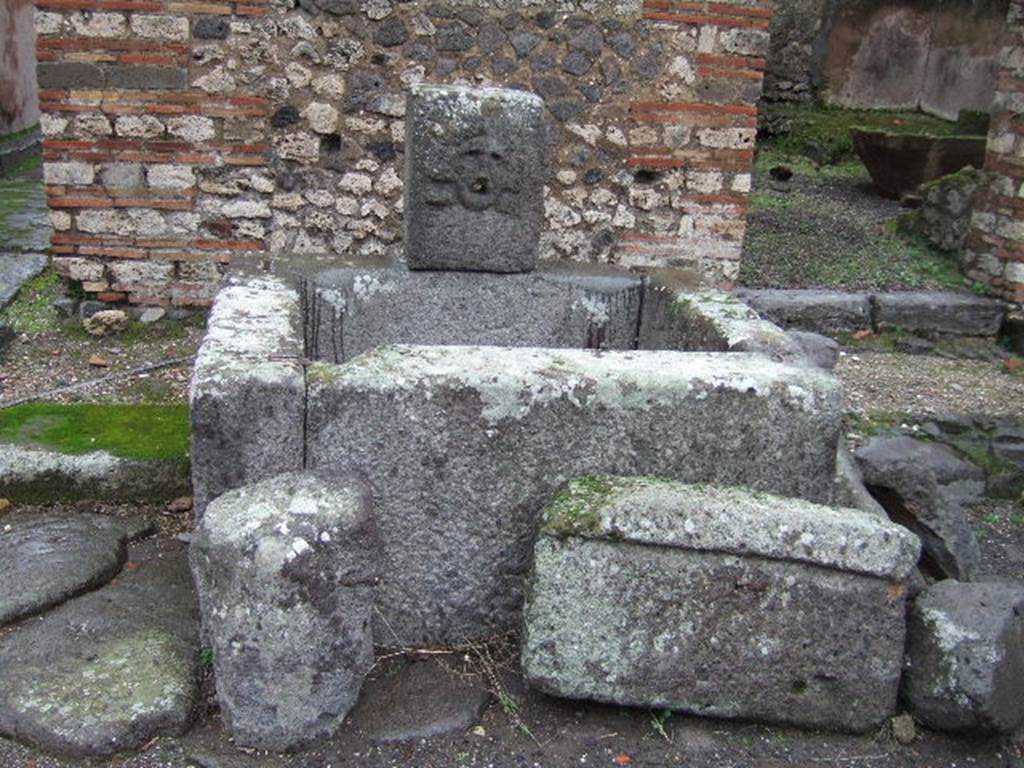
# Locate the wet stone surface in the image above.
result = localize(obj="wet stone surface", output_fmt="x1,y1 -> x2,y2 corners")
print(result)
0,538 -> 199,757
0,513 -> 128,627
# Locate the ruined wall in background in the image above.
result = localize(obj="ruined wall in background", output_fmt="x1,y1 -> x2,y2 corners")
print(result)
824,0 -> 1008,120
36,0 -> 772,307
763,0 -> 1009,118
963,0 -> 1024,304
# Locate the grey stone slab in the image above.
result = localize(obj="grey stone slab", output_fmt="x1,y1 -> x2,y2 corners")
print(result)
521,478 -> 920,733
36,62 -> 105,89
307,345 -> 842,644
0,540 -> 199,757
639,277 -> 802,362
191,473 -> 379,751
190,277 -> 306,517
902,580 -> 1024,734
855,436 -> 983,581
305,259 -> 643,362
873,291 -> 1007,337
404,85 -> 546,272
736,289 -> 873,333
0,445 -> 190,504
348,660 -> 492,744
0,514 -> 128,627
104,65 -> 188,90
0,253 -> 47,310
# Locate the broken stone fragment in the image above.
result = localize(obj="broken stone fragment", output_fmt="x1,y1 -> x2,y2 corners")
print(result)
521,477 -> 921,733
902,580 -> 1024,734
82,309 -> 128,337
190,472 -> 380,751
855,436 -> 984,580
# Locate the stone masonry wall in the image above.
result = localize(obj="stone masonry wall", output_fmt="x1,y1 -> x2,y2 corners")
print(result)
36,0 -> 773,306
964,0 -> 1024,304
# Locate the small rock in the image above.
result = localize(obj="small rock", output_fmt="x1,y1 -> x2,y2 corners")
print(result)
891,713 -> 916,744
902,580 -> 1024,734
787,330 -> 839,370
0,498 -> 10,515
167,496 -> 193,513
53,297 -> 78,319
88,354 -> 110,367
83,310 -> 128,337
139,307 -> 166,324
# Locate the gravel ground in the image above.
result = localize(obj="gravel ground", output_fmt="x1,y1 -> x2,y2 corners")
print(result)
0,323 -> 201,406
836,350 -> 1024,419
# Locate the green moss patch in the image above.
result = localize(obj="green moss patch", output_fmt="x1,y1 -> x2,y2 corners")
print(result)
542,476 -> 618,538
0,403 -> 190,461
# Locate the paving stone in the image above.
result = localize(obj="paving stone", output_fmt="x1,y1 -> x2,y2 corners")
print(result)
855,436 -> 984,581
736,289 -> 874,333
0,253 -> 47,310
305,259 -> 643,362
521,478 -> 920,733
902,580 -> 1024,734
0,513 -> 127,626
348,660 -> 492,743
405,85 -> 546,272
190,276 -> 306,516
873,291 -> 1007,337
191,473 -> 379,751
0,540 -> 199,757
307,345 -> 842,644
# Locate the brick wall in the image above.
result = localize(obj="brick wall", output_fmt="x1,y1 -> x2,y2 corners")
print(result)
964,0 -> 1024,304
36,0 -> 773,306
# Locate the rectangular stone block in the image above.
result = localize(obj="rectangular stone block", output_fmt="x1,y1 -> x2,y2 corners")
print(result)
735,289 -> 873,333
104,65 -> 188,90
305,259 -> 643,362
190,277 -> 306,516
404,85 -> 546,273
36,62 -> 105,89
522,478 -> 921,733
307,346 -> 842,644
872,291 -> 1007,337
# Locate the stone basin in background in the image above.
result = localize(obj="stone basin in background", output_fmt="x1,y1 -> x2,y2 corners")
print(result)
850,128 -> 987,199
190,262 -> 843,645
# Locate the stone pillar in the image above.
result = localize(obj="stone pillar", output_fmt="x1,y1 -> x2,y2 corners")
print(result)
963,0 -> 1024,304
